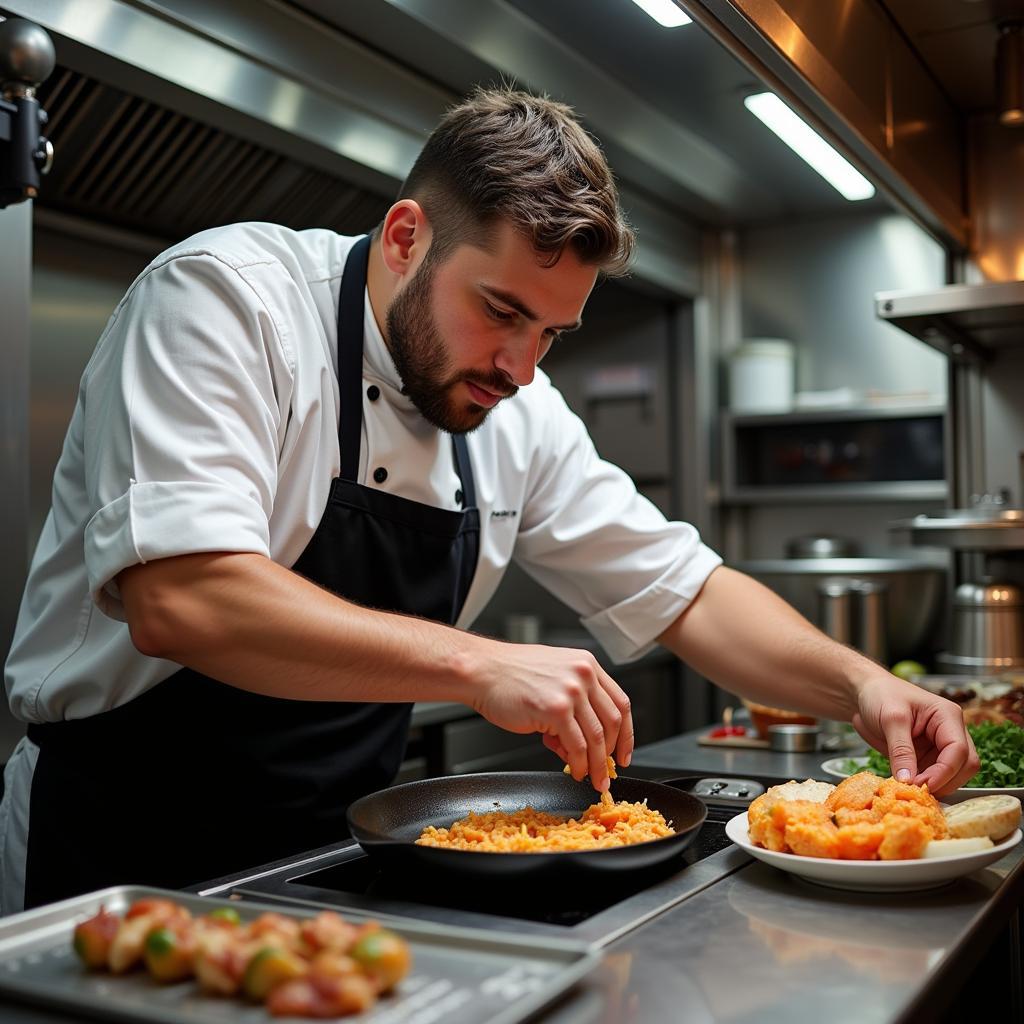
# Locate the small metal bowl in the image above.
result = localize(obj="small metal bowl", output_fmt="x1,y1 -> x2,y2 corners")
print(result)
767,723 -> 820,752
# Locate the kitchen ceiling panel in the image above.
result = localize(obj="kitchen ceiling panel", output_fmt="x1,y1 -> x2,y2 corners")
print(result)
291,0 -> 890,221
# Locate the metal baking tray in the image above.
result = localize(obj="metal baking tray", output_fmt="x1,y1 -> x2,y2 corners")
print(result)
0,886 -> 600,1024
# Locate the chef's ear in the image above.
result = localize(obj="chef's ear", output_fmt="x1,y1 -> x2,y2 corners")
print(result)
378,200 -> 433,278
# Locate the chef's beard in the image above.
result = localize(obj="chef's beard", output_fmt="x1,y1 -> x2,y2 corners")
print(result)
385,257 -> 517,434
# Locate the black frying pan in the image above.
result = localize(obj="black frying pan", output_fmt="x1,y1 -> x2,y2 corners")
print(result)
346,771 -> 706,881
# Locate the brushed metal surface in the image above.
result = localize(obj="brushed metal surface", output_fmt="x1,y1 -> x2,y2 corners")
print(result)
364,0 -> 781,219
943,580 -> 1024,668
876,279 -> 1024,357
686,0 -> 967,246
896,506 -> 1024,550
969,114 -> 1024,284
4,0 -> 705,296
0,201 -> 31,759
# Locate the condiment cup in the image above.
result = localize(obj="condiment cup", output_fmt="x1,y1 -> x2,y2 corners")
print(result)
768,724 -> 820,752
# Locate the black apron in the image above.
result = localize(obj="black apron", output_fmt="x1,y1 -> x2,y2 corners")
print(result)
23,235 -> 480,909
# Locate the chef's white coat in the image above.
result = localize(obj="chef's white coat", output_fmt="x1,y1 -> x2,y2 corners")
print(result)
0,223 -> 721,913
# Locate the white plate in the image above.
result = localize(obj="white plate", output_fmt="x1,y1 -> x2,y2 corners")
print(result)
819,756 -> 1024,804
725,811 -> 1021,892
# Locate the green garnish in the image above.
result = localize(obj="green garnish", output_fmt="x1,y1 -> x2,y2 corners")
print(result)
207,907 -> 241,925
845,722 -> 1024,788
145,928 -> 175,956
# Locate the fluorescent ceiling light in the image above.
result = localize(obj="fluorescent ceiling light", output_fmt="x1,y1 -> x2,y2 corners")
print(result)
743,92 -> 875,201
628,0 -> 692,29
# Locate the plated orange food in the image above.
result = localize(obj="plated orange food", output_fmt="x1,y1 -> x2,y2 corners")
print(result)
72,897 -> 411,1018
747,773 -> 1022,861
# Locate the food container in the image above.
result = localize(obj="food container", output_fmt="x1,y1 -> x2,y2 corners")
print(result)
727,339 -> 795,413
736,557 -> 946,662
768,724 -> 820,752
742,698 -> 817,738
937,581 -> 1024,672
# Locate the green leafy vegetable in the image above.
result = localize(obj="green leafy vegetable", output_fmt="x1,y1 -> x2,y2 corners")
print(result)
843,722 -> 1024,788
842,748 -> 891,778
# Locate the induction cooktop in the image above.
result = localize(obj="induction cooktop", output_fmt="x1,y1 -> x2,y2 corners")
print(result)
194,769 -> 779,946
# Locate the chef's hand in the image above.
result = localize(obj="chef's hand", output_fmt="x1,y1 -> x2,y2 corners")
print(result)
852,674 -> 980,796
470,642 -> 634,792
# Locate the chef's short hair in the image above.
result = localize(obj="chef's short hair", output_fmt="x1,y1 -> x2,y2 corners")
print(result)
396,86 -> 634,276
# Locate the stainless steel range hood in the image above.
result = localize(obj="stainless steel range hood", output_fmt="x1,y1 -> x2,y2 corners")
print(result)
875,280 -> 1024,362
1,0 -> 707,297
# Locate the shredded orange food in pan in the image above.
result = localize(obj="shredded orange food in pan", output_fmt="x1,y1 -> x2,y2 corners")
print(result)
416,757 -> 676,852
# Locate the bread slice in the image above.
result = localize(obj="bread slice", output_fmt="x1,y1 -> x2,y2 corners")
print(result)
943,795 -> 1022,841
923,837 -> 994,858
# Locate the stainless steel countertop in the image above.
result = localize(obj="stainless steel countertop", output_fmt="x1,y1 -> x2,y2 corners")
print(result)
632,728 -> 837,782
545,852 -> 1023,1024
3,729 -> 1021,1024
540,728 -> 1024,1024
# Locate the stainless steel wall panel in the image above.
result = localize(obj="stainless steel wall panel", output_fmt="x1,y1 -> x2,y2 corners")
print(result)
0,200 -> 32,759
739,211 -> 948,396
729,210 -> 950,591
686,0 -> 968,248
969,114 -> 1024,282
618,186 -> 703,300
982,348 -> 1024,507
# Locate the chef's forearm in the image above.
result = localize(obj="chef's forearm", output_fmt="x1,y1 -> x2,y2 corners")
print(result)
117,551 -> 481,703
658,565 -> 874,719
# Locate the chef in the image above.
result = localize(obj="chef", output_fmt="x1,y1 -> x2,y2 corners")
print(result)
1,88 -> 977,914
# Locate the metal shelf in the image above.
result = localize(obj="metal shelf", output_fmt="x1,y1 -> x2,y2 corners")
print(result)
722,481 -> 948,506
723,404 -> 946,427
875,280 -> 1024,362
891,509 -> 1024,551
721,406 -> 948,505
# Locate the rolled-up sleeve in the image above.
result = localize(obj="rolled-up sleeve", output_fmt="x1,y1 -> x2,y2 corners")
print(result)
514,381 -> 722,664
81,253 -> 289,618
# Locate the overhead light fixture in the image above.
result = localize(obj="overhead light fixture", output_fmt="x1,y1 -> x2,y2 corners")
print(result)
743,92 -> 876,201
997,22 -> 1024,126
628,0 -> 691,29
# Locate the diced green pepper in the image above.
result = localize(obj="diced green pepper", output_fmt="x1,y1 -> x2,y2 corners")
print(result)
242,946 -> 308,1001
206,907 -> 241,926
